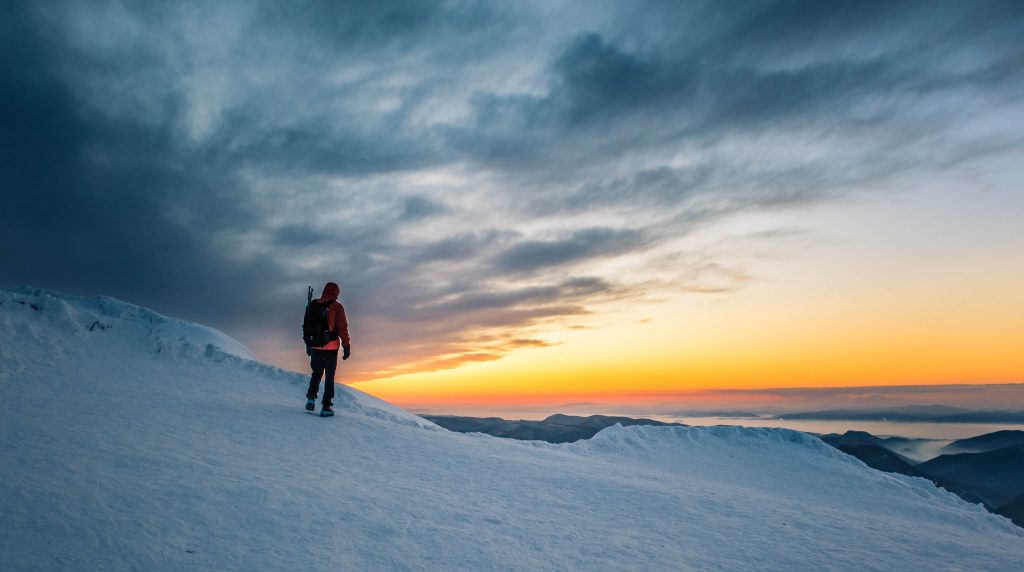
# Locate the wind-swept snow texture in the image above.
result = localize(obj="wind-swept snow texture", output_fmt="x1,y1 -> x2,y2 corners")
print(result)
2,288 -> 1022,571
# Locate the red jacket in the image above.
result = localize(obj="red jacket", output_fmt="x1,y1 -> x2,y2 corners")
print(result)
312,283 -> 350,350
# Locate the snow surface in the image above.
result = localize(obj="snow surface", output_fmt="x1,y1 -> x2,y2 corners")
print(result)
2,287 -> 1022,571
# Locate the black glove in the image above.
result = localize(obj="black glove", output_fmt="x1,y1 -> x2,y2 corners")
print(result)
342,345 -> 351,360
305,345 -> 312,356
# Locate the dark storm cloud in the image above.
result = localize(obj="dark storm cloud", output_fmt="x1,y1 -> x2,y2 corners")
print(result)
491,228 -> 649,275
559,167 -> 710,211
454,3 -> 1024,174
420,276 -> 616,316
2,0 -> 1022,378
414,231 -> 502,262
0,4 -> 276,323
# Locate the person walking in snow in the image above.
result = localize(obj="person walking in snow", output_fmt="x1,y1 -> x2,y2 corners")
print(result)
302,281 -> 351,417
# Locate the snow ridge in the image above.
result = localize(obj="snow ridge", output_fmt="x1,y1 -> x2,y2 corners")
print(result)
1,286 -> 256,360
577,423 -> 1022,533
0,287 -> 433,430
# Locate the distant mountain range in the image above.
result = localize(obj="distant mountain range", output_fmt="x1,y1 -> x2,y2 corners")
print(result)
819,429 -> 1024,525
918,445 -> 1024,508
421,413 -> 686,444
778,405 -> 1024,423
835,444 -> 925,478
941,430 -> 1024,454
668,410 -> 765,418
817,429 -> 923,450
817,431 -> 931,463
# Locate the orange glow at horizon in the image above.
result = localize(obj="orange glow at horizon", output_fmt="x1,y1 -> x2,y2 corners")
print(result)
354,274 -> 1024,408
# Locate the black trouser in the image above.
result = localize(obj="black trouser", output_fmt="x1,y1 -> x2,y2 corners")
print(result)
306,349 -> 339,407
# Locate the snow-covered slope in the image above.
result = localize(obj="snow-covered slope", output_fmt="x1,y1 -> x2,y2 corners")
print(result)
1,288 -> 1022,571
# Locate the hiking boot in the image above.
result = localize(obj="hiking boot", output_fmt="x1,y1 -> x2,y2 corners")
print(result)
320,405 -> 334,417
305,399 -> 315,412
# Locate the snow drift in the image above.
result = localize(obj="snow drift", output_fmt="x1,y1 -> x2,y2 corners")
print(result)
1,287 -> 1022,571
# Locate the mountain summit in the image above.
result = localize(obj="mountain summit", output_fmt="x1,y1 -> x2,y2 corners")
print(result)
2,288 -> 1022,570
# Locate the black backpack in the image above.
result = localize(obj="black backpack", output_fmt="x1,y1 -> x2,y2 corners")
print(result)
302,293 -> 338,348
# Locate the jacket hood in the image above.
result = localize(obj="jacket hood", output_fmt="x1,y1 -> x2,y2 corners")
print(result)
318,282 -> 341,302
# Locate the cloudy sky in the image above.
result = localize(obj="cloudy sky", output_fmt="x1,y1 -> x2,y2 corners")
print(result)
3,1 -> 1023,412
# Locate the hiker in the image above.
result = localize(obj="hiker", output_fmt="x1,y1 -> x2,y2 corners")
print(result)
303,281 -> 351,417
